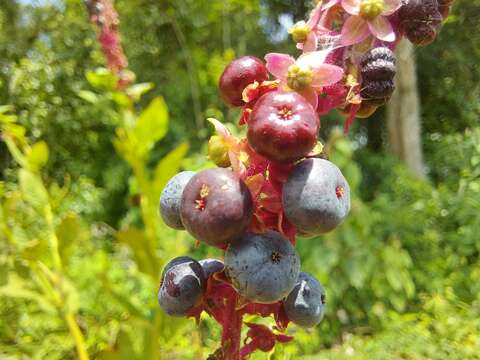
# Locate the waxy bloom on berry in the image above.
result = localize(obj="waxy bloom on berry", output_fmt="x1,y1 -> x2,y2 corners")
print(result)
340,0 -> 402,45
265,51 -> 344,109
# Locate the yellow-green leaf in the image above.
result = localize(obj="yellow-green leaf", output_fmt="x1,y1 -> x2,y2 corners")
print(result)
56,214 -> 87,265
86,68 -> 118,91
117,228 -> 157,277
134,97 -> 169,151
27,141 -> 49,171
19,169 -> 49,210
153,142 -> 189,196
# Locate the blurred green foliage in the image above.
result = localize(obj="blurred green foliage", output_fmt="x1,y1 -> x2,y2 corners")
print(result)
0,0 -> 479,359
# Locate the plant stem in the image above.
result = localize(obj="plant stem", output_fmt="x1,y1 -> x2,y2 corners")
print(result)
222,294 -> 243,360
65,312 -> 90,360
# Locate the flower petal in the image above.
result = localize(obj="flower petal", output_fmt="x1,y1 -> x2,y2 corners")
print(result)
307,3 -> 322,28
340,16 -> 370,46
265,53 -> 295,81
322,0 -> 340,10
341,0 -> 360,15
382,0 -> 402,15
298,88 -> 319,111
296,50 -> 330,70
368,16 -> 396,42
302,32 -> 318,53
311,64 -> 344,88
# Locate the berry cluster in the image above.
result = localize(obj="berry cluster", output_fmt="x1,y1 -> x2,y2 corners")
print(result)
158,1 -> 450,358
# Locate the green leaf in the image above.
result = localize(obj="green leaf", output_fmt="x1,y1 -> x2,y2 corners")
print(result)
26,141 -> 49,171
56,214 -> 87,265
86,68 -> 118,91
134,97 -> 169,153
77,90 -> 99,104
19,169 -> 49,211
117,228 -> 157,276
126,82 -> 154,102
0,105 -> 14,115
0,259 -> 8,286
153,142 -> 189,196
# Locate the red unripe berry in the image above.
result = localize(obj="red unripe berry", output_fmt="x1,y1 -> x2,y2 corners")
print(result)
247,91 -> 320,163
219,56 -> 269,107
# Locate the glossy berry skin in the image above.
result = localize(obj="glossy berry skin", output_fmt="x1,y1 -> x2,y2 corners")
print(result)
247,91 -> 320,163
283,158 -> 351,235
180,168 -> 253,246
225,231 -> 300,304
199,258 -> 225,279
284,272 -> 326,328
360,47 -> 396,103
219,56 -> 269,107
158,257 -> 206,316
159,171 -> 195,230
399,0 -> 443,46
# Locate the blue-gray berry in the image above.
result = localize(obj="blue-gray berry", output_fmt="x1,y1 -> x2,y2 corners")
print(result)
225,231 -> 300,304
160,171 -> 195,230
284,272 -> 326,328
283,158 -> 350,235
199,258 -> 224,279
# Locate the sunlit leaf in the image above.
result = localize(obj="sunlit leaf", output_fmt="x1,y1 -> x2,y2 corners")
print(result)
56,214 -> 87,265
19,169 -> 49,211
77,90 -> 99,104
126,82 -> 155,102
117,228 -> 157,277
153,142 -> 189,196
27,141 -> 49,171
134,97 -> 169,153
86,68 -> 118,90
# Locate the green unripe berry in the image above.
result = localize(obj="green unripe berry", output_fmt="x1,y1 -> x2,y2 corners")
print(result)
208,135 -> 231,168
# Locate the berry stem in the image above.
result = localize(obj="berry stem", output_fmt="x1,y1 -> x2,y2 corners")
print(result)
222,294 -> 243,360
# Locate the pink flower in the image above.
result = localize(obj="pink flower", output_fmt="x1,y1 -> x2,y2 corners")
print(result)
265,51 -> 344,110
340,0 -> 401,46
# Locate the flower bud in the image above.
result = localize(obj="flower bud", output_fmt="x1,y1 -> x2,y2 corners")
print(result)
208,135 -> 231,167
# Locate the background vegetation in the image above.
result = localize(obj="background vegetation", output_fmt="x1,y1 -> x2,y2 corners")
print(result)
0,0 -> 479,359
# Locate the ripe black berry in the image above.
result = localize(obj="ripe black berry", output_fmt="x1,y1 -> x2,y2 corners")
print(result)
399,0 -> 443,46
158,257 -> 206,316
360,47 -> 396,103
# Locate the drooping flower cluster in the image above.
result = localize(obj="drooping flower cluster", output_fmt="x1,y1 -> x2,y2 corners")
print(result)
157,1 -> 452,359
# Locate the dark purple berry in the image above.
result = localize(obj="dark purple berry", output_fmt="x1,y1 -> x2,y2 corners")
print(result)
360,47 -> 396,82
158,257 -> 206,316
180,168 -> 253,246
247,91 -> 320,163
399,0 -> 443,46
224,231 -> 300,304
360,47 -> 396,102
160,171 -> 195,230
199,258 -> 224,279
360,80 -> 395,101
219,56 -> 269,107
284,272 -> 326,328
283,158 -> 351,235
